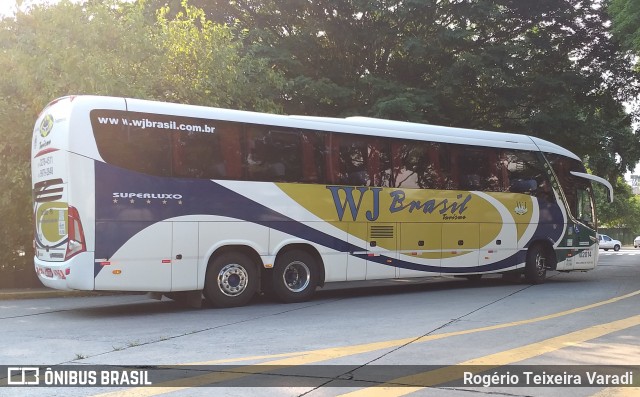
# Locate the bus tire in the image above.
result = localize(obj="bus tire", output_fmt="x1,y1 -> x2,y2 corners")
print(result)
204,252 -> 257,308
524,244 -> 547,284
272,250 -> 318,303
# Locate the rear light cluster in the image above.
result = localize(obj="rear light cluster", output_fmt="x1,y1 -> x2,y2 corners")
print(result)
65,206 -> 86,260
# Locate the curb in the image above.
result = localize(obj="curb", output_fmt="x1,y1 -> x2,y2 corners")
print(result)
0,289 -> 130,300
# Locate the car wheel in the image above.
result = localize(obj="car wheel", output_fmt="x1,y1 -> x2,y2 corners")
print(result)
604,248 -> 609,251
614,245 -> 620,251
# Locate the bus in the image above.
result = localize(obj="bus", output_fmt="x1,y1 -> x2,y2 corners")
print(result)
32,95 -> 613,308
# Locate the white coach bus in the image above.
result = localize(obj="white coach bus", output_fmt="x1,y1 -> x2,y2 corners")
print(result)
32,96 -> 613,307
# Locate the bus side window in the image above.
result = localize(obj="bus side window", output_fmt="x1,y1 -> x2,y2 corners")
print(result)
300,131 -> 325,183
169,121 -> 243,180
243,127 -> 303,182
391,141 -> 443,189
268,130 -> 303,182
217,123 -> 243,179
368,138 -> 392,187
457,146 -> 480,190
92,110 -> 172,177
502,150 -> 553,201
325,133 -> 341,185
338,135 -> 368,185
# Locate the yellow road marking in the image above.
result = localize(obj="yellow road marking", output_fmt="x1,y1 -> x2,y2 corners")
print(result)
185,351 -> 306,365
339,314 -> 640,397
91,289 -> 640,397
592,387 -> 640,396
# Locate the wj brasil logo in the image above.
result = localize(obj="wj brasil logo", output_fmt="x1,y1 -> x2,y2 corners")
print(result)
39,114 -> 54,138
326,186 -> 472,222
514,201 -> 528,215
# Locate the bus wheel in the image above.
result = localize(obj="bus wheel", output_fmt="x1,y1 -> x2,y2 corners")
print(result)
524,244 -> 547,284
272,250 -> 318,303
204,252 -> 257,308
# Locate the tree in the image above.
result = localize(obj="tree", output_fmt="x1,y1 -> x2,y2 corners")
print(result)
0,0 -> 284,275
197,0 -> 640,181
594,176 -> 640,230
609,0 -> 640,65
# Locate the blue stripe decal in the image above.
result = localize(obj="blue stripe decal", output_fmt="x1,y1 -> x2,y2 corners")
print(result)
95,162 -> 561,277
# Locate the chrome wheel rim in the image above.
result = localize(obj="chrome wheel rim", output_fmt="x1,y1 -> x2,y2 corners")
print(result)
534,252 -> 546,277
218,264 -> 249,297
283,261 -> 311,293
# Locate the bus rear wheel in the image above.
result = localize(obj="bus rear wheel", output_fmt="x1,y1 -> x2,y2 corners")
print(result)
524,244 -> 547,284
272,250 -> 318,303
204,252 -> 257,308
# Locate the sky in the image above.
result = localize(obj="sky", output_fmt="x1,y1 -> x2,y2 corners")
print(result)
0,0 -> 69,18
0,1 -> 17,17
0,1 -> 40,17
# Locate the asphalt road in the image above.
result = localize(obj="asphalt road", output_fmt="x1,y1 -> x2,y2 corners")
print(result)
1,249 -> 639,396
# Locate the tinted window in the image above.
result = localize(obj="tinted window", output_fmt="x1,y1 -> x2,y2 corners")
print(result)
452,145 -> 501,191
244,126 -> 306,182
502,150 -> 553,201
91,110 -> 172,177
91,109 -> 557,198
390,141 -> 444,189
546,154 -> 587,204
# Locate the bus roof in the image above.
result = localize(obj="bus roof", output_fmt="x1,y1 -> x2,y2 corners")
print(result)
66,96 -> 581,161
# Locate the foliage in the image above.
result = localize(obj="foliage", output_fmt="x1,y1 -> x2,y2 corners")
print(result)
0,0 -> 284,271
594,177 -> 640,229
198,0 -> 640,179
610,0 -> 640,64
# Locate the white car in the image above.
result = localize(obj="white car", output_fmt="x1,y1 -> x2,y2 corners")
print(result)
634,236 -> 640,248
598,234 -> 621,251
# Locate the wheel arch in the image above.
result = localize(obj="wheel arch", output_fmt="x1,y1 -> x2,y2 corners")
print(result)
272,243 -> 325,288
529,238 -> 558,270
202,244 -> 263,291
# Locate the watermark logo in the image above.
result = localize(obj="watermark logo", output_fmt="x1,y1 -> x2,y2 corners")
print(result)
7,367 -> 40,385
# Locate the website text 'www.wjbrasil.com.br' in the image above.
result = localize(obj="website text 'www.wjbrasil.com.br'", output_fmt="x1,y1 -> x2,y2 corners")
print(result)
96,115 -> 216,133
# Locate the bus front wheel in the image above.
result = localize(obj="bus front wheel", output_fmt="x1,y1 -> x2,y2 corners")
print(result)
204,252 -> 258,308
524,244 -> 547,284
272,250 -> 318,303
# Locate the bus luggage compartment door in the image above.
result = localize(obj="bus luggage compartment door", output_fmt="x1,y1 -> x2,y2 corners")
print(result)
441,223 -> 480,275
398,223 -> 441,277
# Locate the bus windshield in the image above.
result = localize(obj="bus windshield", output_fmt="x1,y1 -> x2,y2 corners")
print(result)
545,153 -> 596,229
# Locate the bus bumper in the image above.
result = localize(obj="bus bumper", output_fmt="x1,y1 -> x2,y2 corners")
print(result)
34,251 -> 95,290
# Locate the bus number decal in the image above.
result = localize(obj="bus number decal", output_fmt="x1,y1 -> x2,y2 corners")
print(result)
578,250 -> 592,258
